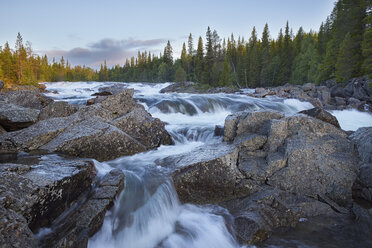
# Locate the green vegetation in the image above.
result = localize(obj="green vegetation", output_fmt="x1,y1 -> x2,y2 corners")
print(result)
0,0 -> 371,89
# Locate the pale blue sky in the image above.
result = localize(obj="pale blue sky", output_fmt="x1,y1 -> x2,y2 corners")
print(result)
1,0 -> 336,68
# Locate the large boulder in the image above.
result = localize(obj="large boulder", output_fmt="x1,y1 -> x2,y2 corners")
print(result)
167,144 -> 242,204
0,89 -> 173,161
0,90 -> 53,110
299,107 -> 341,128
40,117 -> 148,162
164,110 -> 359,243
0,155 -> 125,248
0,158 -> 96,232
38,101 -> 78,121
0,102 -> 40,131
38,169 -> 125,248
111,107 -> 173,148
222,188 -> 337,244
173,111 -> 357,207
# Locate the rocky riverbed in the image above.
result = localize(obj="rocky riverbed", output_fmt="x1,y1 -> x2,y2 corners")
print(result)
0,82 -> 372,248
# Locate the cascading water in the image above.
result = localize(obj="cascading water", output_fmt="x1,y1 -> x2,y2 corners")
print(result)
42,81 -> 372,248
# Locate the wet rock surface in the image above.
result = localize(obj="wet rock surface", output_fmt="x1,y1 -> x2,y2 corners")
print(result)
166,109 -> 360,243
0,89 -> 173,161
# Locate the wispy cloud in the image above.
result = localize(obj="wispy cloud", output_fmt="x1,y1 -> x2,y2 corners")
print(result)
41,38 -> 167,68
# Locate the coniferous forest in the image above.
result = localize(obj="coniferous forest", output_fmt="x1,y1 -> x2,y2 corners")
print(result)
0,0 -> 371,89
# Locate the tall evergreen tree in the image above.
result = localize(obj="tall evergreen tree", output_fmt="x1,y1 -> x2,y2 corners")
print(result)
260,23 -> 271,86
195,36 -> 204,82
336,32 -> 358,83
163,40 -> 173,65
362,4 -> 372,78
203,27 -> 214,85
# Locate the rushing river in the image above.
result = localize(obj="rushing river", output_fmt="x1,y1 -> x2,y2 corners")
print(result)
43,82 -> 372,248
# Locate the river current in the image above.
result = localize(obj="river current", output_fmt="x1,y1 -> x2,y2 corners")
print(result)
43,82 -> 372,248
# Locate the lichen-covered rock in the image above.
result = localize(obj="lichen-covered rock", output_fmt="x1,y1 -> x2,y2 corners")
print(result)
38,101 -> 78,120
299,107 -> 341,128
0,90 -> 53,110
101,88 -> 135,116
0,102 -> 40,131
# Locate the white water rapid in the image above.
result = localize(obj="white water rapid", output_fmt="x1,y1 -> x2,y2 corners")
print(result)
42,81 -> 372,248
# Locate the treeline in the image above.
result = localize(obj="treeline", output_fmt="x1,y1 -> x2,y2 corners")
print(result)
0,0 -> 371,88
0,33 -> 98,88
105,0 -> 371,87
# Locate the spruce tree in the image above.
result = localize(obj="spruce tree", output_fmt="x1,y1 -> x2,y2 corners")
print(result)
203,27 -> 214,85
163,40 -> 173,66
336,32 -> 358,83
220,56 -> 232,87
248,27 -> 261,87
362,8 -> 372,78
195,36 -> 204,82
260,23 -> 271,86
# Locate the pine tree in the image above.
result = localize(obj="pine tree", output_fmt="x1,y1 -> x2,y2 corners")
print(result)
163,40 -> 173,65
195,36 -> 204,82
291,36 -> 320,84
175,66 -> 187,82
248,27 -> 261,87
316,39 -> 338,82
203,27 -> 214,85
219,56 -> 231,87
277,22 -> 293,84
181,42 -> 187,70
188,33 -> 194,55
336,32 -> 358,83
260,23 -> 271,86
362,7 -> 372,78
